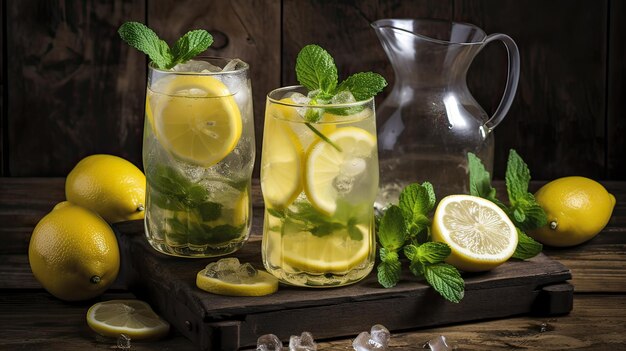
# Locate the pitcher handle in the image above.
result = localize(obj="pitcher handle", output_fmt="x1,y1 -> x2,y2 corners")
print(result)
481,33 -> 520,133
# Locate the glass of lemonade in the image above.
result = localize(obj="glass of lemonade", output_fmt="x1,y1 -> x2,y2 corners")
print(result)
261,86 -> 379,287
143,58 -> 254,257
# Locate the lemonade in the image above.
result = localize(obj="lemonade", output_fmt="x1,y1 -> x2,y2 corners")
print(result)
261,86 -> 379,286
143,58 -> 254,257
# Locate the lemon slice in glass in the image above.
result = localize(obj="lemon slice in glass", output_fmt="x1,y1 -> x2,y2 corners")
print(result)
152,75 -> 242,167
86,300 -> 170,340
196,268 -> 278,296
261,99 -> 304,209
304,127 -> 377,215
275,226 -> 370,273
431,195 -> 518,272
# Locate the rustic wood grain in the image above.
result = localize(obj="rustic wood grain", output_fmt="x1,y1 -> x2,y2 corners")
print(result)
454,0 -> 608,180
6,1 -> 146,176
148,0 -> 280,178
607,0 -> 626,179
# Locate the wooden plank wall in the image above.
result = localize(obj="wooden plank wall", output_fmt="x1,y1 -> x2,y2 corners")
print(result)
0,0 -> 623,180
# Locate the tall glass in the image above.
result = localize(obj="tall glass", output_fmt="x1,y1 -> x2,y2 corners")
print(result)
261,86 -> 379,287
143,58 -> 254,257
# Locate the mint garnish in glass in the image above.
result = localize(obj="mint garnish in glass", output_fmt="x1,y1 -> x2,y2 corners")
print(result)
118,21 -> 213,69
293,44 -> 387,151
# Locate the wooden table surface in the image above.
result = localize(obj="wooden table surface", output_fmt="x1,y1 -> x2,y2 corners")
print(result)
1,178 -> 624,350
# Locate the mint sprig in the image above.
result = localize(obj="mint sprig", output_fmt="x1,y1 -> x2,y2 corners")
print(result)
119,21 -> 213,69
467,150 -> 546,260
294,44 -> 387,150
376,183 -> 465,303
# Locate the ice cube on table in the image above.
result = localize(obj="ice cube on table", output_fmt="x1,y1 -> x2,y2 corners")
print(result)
117,333 -> 131,350
216,257 -> 241,271
257,334 -> 283,351
171,59 -> 222,73
352,324 -> 390,350
422,335 -> 457,351
289,331 -> 317,351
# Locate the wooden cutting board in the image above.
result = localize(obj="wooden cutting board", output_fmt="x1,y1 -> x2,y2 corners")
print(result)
114,220 -> 573,351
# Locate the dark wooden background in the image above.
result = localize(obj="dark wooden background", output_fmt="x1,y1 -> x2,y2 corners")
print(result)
0,0 -> 624,180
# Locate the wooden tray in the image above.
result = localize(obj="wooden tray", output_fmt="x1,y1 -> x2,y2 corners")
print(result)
114,220 -> 573,351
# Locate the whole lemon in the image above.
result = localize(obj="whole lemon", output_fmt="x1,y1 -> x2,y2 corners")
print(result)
66,154 -> 145,223
530,176 -> 616,247
28,202 -> 120,301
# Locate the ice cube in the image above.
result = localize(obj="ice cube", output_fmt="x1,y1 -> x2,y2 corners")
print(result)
238,263 -> 258,280
352,324 -> 390,350
257,334 -> 283,351
216,257 -> 241,271
204,262 -> 219,277
288,93 -> 310,105
423,335 -> 456,351
289,331 -> 317,351
216,269 -> 241,284
172,59 -> 222,73
117,333 -> 131,350
370,325 -> 390,348
223,58 -> 244,72
331,90 -> 356,104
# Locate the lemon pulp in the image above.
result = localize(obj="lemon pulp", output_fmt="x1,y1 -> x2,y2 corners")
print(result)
432,195 -> 518,272
196,269 -> 278,296
304,127 -> 377,215
150,75 -> 242,167
86,300 -> 170,340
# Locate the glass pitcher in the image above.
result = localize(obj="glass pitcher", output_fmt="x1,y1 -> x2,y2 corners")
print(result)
372,19 -> 520,205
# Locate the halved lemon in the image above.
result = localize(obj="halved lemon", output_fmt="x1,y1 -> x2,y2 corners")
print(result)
431,195 -> 518,272
196,268 -> 278,296
86,300 -> 170,340
304,127 -> 377,215
261,99 -> 304,209
272,226 -> 370,273
151,75 -> 242,167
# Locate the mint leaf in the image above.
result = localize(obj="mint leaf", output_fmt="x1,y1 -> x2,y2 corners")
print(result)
295,45 -> 338,93
513,228 -> 543,259
409,260 -> 425,278
403,244 -> 419,261
424,263 -> 465,303
399,183 -> 433,239
197,201 -> 222,222
422,182 -> 436,210
417,242 -> 451,264
118,21 -> 172,69
170,29 -> 213,68
505,149 -> 530,202
377,205 -> 407,250
336,72 -> 387,101
467,152 -> 506,209
377,248 -> 401,288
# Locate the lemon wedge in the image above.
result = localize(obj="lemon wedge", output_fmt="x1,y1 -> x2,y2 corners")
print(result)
431,195 -> 518,272
304,127 -> 377,215
273,226 -> 370,273
151,75 -> 242,167
86,300 -> 170,340
196,268 -> 278,296
261,99 -> 304,209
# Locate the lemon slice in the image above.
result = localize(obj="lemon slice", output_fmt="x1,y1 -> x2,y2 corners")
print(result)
304,127 -> 377,215
275,226 -> 370,273
196,268 -> 278,296
152,75 -> 242,166
86,300 -> 170,340
431,195 -> 518,272
261,99 -> 304,209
